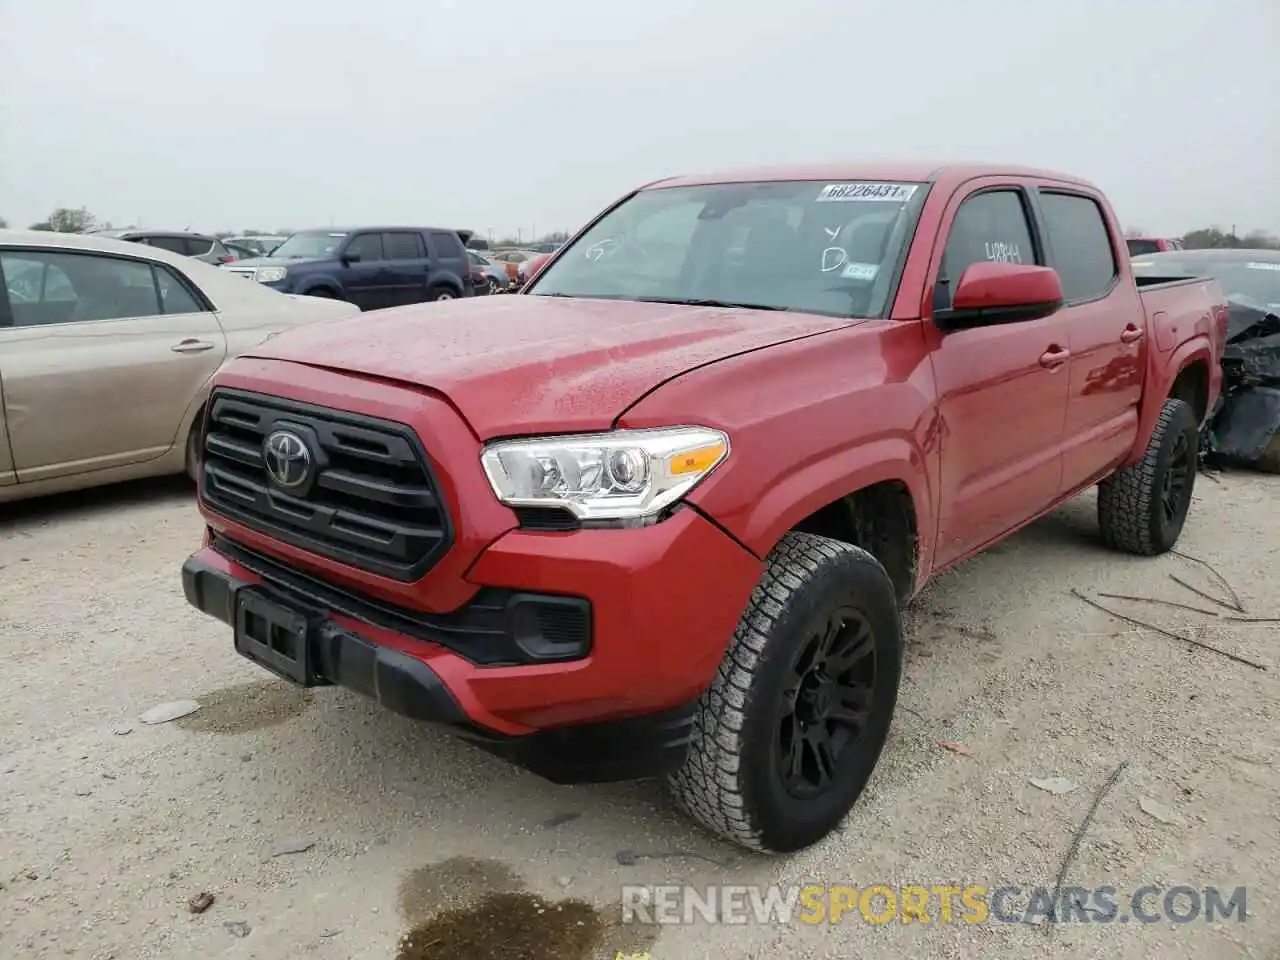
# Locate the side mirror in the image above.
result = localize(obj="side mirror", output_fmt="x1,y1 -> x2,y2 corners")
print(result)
934,262 -> 1064,331
341,249 -> 362,264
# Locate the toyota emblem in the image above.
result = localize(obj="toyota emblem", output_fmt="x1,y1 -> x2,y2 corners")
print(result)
262,429 -> 313,490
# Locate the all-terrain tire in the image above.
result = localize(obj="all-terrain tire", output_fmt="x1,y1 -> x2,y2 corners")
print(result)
1097,397 -> 1199,555
667,531 -> 903,854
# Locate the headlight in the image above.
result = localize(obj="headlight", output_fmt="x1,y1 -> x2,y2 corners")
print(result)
256,266 -> 287,283
480,426 -> 729,523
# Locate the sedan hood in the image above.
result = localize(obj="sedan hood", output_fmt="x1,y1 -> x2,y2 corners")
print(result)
241,295 -> 855,438
227,256 -> 316,268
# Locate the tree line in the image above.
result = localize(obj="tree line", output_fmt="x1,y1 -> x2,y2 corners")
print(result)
4,207 -> 1277,252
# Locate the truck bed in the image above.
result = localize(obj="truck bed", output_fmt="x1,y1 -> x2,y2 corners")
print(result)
1135,274 -> 1223,325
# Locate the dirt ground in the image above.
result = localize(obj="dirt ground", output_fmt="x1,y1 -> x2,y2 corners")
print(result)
1,471 -> 1277,960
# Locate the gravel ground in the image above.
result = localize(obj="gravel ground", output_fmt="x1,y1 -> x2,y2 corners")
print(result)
1,472 -> 1277,960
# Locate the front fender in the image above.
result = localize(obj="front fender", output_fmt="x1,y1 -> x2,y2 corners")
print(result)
701,436 -> 932,562
295,272 -> 343,297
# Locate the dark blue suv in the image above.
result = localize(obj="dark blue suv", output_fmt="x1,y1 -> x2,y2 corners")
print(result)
225,226 -> 474,308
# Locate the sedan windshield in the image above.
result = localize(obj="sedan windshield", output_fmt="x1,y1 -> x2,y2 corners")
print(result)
527,179 -> 927,318
269,231 -> 348,259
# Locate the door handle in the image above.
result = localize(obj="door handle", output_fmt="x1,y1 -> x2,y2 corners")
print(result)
1039,345 -> 1070,369
171,338 -> 215,354
1120,324 -> 1144,343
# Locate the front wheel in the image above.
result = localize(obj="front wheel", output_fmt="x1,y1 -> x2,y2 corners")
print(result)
1097,397 -> 1199,555
668,532 -> 902,854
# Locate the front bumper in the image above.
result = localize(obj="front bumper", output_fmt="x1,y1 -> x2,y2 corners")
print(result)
182,506 -> 762,783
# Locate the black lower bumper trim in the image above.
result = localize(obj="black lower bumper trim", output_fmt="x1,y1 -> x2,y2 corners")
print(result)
181,554 -> 694,784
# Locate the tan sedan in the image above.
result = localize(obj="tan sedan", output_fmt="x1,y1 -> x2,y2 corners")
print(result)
0,230 -> 360,503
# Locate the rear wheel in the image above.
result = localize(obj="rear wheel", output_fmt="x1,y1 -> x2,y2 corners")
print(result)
430,288 -> 456,302
668,532 -> 902,853
1097,397 -> 1198,555
304,289 -> 336,299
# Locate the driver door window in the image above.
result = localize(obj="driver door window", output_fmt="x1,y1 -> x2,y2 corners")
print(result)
344,233 -> 385,261
936,190 -> 1038,311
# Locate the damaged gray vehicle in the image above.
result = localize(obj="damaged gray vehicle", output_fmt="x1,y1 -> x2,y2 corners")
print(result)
1132,248 -> 1280,473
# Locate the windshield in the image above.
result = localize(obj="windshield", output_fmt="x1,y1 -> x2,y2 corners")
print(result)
1132,257 -> 1280,312
527,179 -> 928,318
269,231 -> 348,259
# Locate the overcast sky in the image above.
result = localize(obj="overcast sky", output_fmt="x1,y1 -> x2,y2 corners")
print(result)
1,0 -> 1275,240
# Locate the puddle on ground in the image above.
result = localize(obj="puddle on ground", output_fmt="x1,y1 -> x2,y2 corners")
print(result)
395,856 -> 656,960
174,680 -> 313,734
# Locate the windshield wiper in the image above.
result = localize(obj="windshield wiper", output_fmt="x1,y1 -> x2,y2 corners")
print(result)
634,297 -> 785,311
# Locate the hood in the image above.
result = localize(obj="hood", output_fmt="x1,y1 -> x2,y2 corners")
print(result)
241,295 -> 856,438
227,256 -> 317,268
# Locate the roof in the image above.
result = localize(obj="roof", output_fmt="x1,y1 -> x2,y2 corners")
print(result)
88,228 -> 214,240
644,161 -> 1099,191
0,228 -> 331,309
0,228 -> 222,258
1133,247 -> 1280,263
291,225 -> 458,234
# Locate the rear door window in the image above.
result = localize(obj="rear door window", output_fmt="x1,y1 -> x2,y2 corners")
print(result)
1038,192 -> 1119,302
154,265 -> 207,313
145,236 -> 188,254
383,231 -> 426,260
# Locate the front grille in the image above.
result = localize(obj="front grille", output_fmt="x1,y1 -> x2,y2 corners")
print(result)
200,389 -> 453,581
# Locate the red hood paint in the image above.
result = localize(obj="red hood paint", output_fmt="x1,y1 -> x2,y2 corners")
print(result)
241,295 -> 856,438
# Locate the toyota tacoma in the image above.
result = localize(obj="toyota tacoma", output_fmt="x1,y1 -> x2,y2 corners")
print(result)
181,162 -> 1227,853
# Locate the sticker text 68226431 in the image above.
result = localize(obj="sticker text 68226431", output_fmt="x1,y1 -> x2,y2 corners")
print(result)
816,182 -> 918,203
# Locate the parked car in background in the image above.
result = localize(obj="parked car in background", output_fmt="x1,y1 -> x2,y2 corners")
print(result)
490,248 -> 538,282
469,250 -> 509,293
515,251 -> 552,286
178,161 -> 1226,855
1126,236 -> 1184,256
0,229 -> 359,503
527,241 -> 562,254
1132,246 -> 1280,471
225,235 -> 289,257
88,229 -> 238,265
1130,247 -> 1280,313
224,226 -> 475,308
222,241 -> 259,262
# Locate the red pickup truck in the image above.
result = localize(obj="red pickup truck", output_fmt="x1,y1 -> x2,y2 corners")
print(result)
181,162 -> 1227,854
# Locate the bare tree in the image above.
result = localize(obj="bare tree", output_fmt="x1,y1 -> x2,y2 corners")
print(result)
44,207 -> 97,233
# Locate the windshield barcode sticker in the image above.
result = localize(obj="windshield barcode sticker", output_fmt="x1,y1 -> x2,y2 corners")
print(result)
1245,261 -> 1280,271
816,183 -> 918,203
